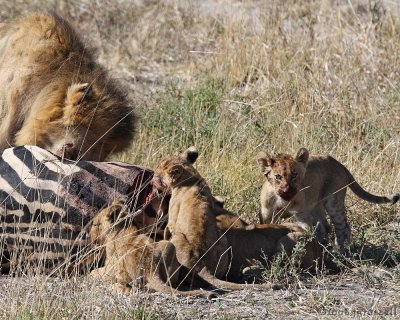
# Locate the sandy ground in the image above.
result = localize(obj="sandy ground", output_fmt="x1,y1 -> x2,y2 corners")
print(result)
0,270 -> 399,319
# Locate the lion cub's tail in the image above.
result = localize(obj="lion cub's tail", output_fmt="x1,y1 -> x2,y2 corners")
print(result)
146,277 -> 218,299
342,164 -> 399,204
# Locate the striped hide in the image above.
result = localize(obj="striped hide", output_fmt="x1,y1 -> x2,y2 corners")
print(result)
0,145 -> 161,275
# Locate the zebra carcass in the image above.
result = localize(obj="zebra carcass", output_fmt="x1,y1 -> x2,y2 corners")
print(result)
0,146 -> 166,275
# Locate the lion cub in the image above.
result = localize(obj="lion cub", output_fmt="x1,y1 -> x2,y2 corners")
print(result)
154,147 -> 278,290
89,200 -> 217,297
213,197 -> 329,278
257,148 -> 399,247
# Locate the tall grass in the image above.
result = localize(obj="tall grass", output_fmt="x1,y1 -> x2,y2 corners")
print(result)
109,1 -> 400,225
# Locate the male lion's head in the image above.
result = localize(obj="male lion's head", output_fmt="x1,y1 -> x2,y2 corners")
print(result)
14,80 -> 135,161
257,148 -> 309,201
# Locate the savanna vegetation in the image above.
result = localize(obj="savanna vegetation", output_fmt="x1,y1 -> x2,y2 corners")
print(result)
0,1 -> 399,318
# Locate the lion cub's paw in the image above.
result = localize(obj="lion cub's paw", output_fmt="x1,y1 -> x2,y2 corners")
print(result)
90,267 -> 105,278
90,267 -> 114,281
242,265 -> 263,282
114,283 -> 132,294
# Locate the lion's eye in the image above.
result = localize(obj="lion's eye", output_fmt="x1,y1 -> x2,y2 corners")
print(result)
275,174 -> 282,181
291,172 -> 298,180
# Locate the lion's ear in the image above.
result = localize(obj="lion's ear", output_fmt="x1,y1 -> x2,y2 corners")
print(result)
295,148 -> 309,164
106,202 -> 126,224
66,83 -> 92,106
213,195 -> 225,208
181,146 -> 198,164
257,151 -> 274,175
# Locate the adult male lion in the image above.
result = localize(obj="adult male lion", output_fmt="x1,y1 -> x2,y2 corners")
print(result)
0,12 -> 135,160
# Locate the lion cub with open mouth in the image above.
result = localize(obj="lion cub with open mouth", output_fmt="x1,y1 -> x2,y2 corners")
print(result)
89,199 -> 218,298
153,147 -> 277,290
257,148 -> 399,248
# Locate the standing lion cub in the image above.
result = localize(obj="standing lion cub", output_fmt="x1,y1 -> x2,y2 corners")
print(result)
0,12 -> 135,160
257,148 -> 399,248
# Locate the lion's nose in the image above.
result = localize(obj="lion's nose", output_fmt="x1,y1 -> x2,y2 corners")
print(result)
62,143 -> 74,150
56,143 -> 78,160
279,185 -> 290,193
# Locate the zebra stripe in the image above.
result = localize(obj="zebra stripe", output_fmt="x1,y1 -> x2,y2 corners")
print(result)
0,145 -> 156,274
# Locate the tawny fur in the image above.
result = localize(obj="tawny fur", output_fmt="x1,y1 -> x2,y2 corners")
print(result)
0,12 -> 135,160
213,196 -> 249,230
153,147 -> 276,290
89,200 -> 217,298
214,199 -> 327,278
257,148 -> 400,248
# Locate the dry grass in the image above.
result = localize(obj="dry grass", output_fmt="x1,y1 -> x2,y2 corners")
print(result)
1,0 -> 400,318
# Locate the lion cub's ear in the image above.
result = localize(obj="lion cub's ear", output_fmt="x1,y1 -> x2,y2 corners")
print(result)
181,146 -> 199,164
105,201 -> 126,225
295,148 -> 309,164
213,195 -> 225,208
65,83 -> 92,106
257,151 -> 275,176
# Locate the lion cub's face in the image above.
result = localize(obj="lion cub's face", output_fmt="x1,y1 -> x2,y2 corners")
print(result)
153,147 -> 200,194
90,201 -> 126,244
257,148 -> 309,201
